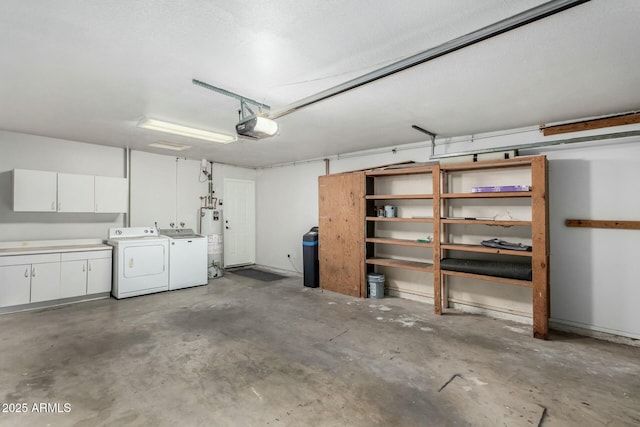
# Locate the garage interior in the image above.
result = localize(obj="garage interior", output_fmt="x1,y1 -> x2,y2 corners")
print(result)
1,1 -> 639,426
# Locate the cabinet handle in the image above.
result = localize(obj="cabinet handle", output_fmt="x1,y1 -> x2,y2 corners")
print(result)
83,264 -> 86,272
24,268 -> 29,278
88,262 -> 92,272
31,266 -> 36,277
51,201 -> 55,211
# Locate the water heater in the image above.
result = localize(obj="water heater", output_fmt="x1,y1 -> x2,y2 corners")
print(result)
200,207 -> 223,278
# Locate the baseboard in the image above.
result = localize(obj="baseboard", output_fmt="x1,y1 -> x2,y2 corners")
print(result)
550,319 -> 640,346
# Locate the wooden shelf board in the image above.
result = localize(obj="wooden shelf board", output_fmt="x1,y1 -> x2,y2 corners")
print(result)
439,157 -> 534,171
440,243 -> 532,257
441,269 -> 532,287
366,216 -> 434,223
366,258 -> 434,272
365,166 -> 436,176
442,191 -> 532,199
441,219 -> 531,226
565,219 -> 640,230
366,237 -> 434,248
366,194 -> 433,200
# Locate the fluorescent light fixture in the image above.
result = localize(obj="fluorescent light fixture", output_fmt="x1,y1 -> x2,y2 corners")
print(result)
138,117 -> 237,144
148,141 -> 191,151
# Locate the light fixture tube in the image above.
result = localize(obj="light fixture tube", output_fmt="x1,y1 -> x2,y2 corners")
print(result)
138,118 -> 237,144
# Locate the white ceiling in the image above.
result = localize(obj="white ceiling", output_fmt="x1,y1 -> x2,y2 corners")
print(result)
1,0 -> 638,168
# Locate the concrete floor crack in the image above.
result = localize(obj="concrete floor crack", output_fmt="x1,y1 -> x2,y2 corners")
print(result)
438,373 -> 462,392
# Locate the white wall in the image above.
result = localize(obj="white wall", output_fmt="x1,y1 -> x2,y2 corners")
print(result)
130,151 -> 208,230
254,126 -> 640,339
130,152 -> 256,232
533,141 -> 640,339
0,130 -> 126,241
256,162 -> 324,272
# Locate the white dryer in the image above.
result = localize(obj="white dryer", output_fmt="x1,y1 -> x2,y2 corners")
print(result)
108,227 -> 169,299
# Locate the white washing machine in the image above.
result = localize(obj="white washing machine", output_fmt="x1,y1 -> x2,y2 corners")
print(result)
159,228 -> 208,290
108,227 -> 169,299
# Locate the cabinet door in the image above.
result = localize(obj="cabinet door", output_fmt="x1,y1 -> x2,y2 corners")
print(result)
60,260 -> 88,298
58,173 -> 94,212
30,262 -> 61,303
87,257 -> 112,294
13,169 -> 57,212
0,265 -> 31,307
95,176 -> 128,213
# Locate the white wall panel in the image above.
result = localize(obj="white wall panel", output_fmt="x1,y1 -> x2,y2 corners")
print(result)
256,162 -> 324,272
0,131 -> 125,241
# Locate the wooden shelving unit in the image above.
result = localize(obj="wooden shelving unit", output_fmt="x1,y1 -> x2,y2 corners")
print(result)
437,155 -> 549,339
320,156 -> 549,339
364,165 -> 439,280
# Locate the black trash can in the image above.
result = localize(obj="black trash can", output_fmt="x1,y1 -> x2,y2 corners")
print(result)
303,226 -> 319,287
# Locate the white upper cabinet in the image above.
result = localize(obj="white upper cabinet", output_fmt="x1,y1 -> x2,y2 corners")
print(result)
58,173 -> 95,213
13,169 -> 128,213
13,169 -> 58,212
95,176 -> 128,213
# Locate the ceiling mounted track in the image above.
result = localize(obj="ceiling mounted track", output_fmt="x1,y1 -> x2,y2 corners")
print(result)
192,79 -> 271,112
269,0 -> 590,120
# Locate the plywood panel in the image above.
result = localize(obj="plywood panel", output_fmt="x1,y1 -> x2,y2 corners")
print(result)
319,172 -> 365,297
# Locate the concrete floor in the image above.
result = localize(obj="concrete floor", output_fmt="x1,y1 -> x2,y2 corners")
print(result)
0,272 -> 638,427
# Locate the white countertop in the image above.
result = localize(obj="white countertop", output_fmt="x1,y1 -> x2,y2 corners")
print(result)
0,239 -> 111,256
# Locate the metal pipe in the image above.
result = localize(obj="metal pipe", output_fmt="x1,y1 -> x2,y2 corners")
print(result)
430,130 -> 640,159
412,125 -> 437,157
269,0 -> 590,119
125,147 -> 131,227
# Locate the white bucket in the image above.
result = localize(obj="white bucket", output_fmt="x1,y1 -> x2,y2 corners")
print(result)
384,205 -> 397,218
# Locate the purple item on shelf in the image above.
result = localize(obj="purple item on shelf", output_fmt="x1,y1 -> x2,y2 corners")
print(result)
471,185 -> 531,193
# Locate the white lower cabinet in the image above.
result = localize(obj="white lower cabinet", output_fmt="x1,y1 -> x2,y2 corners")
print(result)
60,260 -> 88,299
60,250 -> 112,297
0,254 -> 61,305
0,265 -> 31,307
87,257 -> 112,294
28,262 -> 62,303
0,247 -> 112,311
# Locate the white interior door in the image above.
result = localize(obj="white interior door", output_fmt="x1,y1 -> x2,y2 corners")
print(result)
223,178 -> 255,267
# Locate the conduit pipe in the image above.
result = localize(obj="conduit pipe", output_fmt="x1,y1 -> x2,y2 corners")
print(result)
430,130 -> 640,159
